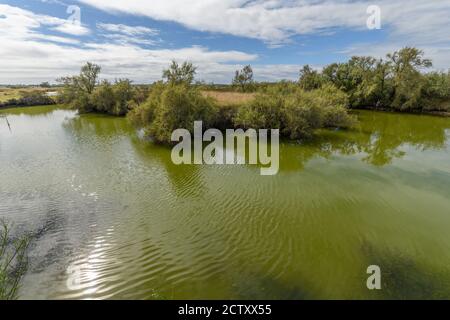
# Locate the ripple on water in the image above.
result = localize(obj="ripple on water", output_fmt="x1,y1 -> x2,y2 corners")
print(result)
1,107 -> 450,299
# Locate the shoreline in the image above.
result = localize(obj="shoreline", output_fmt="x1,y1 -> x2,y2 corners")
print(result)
353,107 -> 450,118
2,101 -> 450,118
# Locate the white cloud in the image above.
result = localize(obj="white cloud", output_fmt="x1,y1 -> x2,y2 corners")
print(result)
97,23 -> 158,36
78,0 -> 369,45
96,23 -> 160,46
1,1 -> 449,84
78,0 -> 450,68
0,4 -> 89,39
0,5 -> 260,84
52,22 -> 90,36
78,0 -> 449,43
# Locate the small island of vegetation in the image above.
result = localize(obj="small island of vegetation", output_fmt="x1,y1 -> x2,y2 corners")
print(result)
4,47 -> 448,145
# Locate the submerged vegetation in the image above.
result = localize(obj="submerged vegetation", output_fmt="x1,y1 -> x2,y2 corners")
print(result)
0,220 -> 29,300
53,47 -> 449,144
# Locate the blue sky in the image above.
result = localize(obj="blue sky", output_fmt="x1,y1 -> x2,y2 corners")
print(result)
0,0 -> 449,84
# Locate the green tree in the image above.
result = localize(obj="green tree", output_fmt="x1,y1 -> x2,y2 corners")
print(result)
232,65 -> 254,92
234,84 -> 354,139
58,63 -> 135,115
299,65 -> 323,91
148,85 -> 217,143
282,84 -> 354,139
57,62 -> 101,111
234,91 -> 284,129
112,79 -> 134,115
79,62 -> 101,94
387,47 -> 432,110
163,61 -> 197,85
90,80 -> 115,113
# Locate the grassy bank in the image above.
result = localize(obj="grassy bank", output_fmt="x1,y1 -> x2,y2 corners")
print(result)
0,87 -> 56,109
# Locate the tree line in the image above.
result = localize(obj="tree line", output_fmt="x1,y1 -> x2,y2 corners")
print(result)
298,47 -> 449,112
56,47 -> 449,144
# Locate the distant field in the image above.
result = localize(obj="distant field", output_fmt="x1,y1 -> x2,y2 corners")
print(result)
202,91 -> 255,106
0,87 -> 52,103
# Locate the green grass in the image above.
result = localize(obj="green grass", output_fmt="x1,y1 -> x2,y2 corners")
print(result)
0,88 -> 51,103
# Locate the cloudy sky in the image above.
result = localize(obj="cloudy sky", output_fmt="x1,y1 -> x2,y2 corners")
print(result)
0,0 -> 449,84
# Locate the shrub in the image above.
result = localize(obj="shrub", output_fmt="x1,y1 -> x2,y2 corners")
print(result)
72,91 -> 94,113
57,63 -> 135,116
91,80 -> 115,113
282,85 -> 354,139
422,71 -> 450,111
235,84 -> 354,139
234,92 -> 284,129
127,81 -> 165,127
0,220 -> 29,300
131,84 -> 218,144
299,65 -> 324,91
14,91 -> 54,106
112,79 -> 134,116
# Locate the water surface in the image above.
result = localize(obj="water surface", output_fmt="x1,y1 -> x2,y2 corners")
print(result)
1,106 -> 450,299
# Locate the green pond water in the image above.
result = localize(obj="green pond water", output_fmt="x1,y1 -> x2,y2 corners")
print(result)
1,105 -> 450,299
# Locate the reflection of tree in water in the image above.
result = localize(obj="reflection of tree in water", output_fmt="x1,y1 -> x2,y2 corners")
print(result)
64,113 -> 206,199
361,242 -> 450,299
65,111 -> 450,185
229,269 -> 315,300
63,113 -> 133,138
129,135 -> 206,199
279,111 -> 450,171
0,105 -> 58,118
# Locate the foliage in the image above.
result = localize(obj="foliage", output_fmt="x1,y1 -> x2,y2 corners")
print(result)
0,220 -> 29,300
388,47 -> 433,111
128,81 -> 165,127
321,56 -> 388,108
422,71 -> 450,111
299,65 -> 323,91
79,62 -> 102,95
163,61 -> 197,86
234,91 -> 284,129
2,90 -> 55,107
130,83 -> 218,144
232,65 -> 255,92
58,63 -> 135,115
235,84 -> 355,139
317,47 -> 446,112
57,62 -> 102,111
111,79 -> 135,116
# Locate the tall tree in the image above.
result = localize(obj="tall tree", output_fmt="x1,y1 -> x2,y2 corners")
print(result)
299,65 -> 323,91
79,62 -> 101,94
162,61 -> 197,85
387,47 -> 432,110
232,65 -> 254,92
